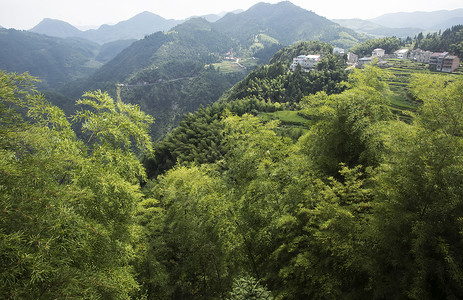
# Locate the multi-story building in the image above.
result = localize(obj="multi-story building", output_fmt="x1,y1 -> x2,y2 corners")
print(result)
372,48 -> 385,58
347,52 -> 358,66
411,49 -> 433,63
290,55 -> 321,71
429,52 -> 460,72
394,49 -> 410,59
442,55 -> 461,73
429,52 -> 448,71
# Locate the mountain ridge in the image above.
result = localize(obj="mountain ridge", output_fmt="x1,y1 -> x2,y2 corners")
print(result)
30,11 -> 182,44
333,18 -> 423,38
369,8 -> 463,29
213,1 -> 367,48
30,18 -> 83,38
26,4 -> 463,44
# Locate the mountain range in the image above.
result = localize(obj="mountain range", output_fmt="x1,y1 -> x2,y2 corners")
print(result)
2,1 -> 463,140
370,9 -> 463,30
335,9 -> 463,38
30,11 -> 182,44
0,28 -> 135,89
26,4 -> 463,43
45,1 -> 369,139
332,19 -> 423,38
3,1 -> 368,93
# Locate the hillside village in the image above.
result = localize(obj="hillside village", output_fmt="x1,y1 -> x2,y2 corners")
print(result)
291,47 -> 462,73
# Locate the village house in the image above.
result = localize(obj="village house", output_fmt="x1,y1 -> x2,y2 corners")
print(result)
372,48 -> 385,58
429,52 -> 448,71
347,52 -> 358,66
442,55 -> 461,73
290,54 -> 321,71
394,49 -> 409,59
411,49 -> 433,63
429,52 -> 460,73
358,57 -> 372,68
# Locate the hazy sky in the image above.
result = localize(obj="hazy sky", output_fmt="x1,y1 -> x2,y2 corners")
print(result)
1,0 -> 462,30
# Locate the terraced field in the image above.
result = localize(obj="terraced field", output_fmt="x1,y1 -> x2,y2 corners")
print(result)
382,58 -> 462,122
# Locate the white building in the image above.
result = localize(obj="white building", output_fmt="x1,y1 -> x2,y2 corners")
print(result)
290,55 -> 321,71
394,49 -> 410,59
372,48 -> 385,57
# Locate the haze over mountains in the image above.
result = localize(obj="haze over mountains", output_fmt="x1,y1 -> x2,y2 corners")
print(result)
26,3 -> 463,43
334,9 -> 463,37
30,12 -> 182,44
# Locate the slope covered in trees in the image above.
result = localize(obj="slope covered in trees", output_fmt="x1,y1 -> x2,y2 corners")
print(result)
213,1 -> 368,49
0,28 -> 135,91
135,65 -> 463,299
0,71 -> 153,298
0,29 -> 102,90
2,62 -> 463,299
412,25 -> 463,58
145,41 -> 349,177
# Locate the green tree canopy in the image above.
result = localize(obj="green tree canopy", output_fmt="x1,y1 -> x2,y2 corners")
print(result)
0,70 -> 153,298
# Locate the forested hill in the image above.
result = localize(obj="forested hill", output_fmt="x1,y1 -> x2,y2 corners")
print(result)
3,62 -> 463,298
146,41 -> 350,177
30,11 -> 182,44
0,28 -> 101,89
62,18 -> 243,139
0,28 -> 135,91
213,1 -> 368,48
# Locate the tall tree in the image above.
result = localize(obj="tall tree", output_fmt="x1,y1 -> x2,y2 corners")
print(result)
299,64 -> 393,177
371,74 -> 463,299
0,71 -> 153,298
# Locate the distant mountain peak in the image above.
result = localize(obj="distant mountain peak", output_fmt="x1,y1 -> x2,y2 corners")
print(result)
130,11 -> 171,21
30,18 -> 82,38
370,8 -> 463,29
214,1 -> 366,48
28,11 -> 182,44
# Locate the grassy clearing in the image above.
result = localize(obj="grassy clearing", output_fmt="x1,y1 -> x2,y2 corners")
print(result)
258,110 -> 311,141
212,61 -> 246,73
258,110 -> 311,126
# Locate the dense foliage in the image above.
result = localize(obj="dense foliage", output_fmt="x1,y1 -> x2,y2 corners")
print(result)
0,71 -> 153,298
3,59 -> 463,299
412,25 -> 463,58
349,36 -> 403,56
145,97 -> 286,178
135,65 -> 463,299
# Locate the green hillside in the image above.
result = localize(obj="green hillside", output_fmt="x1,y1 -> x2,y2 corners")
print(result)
30,18 -> 83,38
333,18 -> 423,38
3,39 -> 463,299
0,29 -> 101,89
62,18 -> 244,139
214,1 -> 368,49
